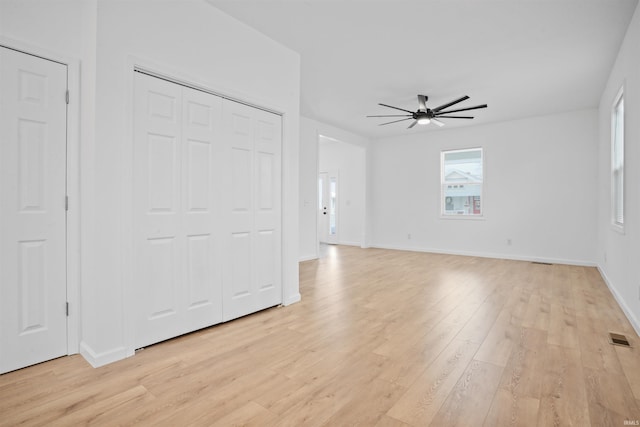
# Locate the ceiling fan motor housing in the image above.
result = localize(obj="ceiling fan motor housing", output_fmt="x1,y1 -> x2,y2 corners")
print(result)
413,110 -> 434,120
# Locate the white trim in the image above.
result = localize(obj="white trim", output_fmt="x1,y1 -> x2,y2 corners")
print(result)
440,146 -> 484,218
0,36 -> 81,357
610,84 -> 625,232
371,243 -> 597,267
122,57 -> 136,357
338,240 -> 362,247
65,51 -> 81,357
439,215 -> 486,221
80,342 -> 131,368
299,254 -> 318,262
281,109 -> 300,309
283,292 -> 301,306
598,265 -> 640,338
314,130 -> 321,260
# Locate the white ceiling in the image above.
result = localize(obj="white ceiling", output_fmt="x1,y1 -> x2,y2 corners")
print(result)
207,0 -> 638,139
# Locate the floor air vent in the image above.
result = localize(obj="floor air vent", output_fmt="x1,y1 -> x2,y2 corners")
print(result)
609,332 -> 631,347
531,261 -> 553,265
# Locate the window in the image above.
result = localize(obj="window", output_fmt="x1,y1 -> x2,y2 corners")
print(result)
441,148 -> 483,217
612,88 -> 624,228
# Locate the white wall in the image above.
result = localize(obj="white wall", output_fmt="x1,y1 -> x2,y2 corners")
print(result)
299,116 -> 371,260
0,0 -> 83,57
319,137 -> 366,247
371,109 -> 598,265
2,0 -> 301,367
597,3 -> 640,335
299,117 -> 319,260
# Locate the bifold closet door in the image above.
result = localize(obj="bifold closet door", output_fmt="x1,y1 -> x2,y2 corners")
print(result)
133,72 -> 223,349
222,100 -> 282,321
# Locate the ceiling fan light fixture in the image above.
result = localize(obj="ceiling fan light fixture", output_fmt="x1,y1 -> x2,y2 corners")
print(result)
368,94 -> 487,129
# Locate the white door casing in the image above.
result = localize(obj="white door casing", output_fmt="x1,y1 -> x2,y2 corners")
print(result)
222,100 -> 282,321
133,72 -> 224,349
0,46 -> 68,373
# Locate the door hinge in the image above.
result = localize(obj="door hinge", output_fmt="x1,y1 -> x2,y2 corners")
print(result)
65,90 -> 69,105
65,195 -> 69,211
66,302 -> 69,316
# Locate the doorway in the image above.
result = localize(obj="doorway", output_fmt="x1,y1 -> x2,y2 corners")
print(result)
318,170 -> 338,244
0,46 -> 69,373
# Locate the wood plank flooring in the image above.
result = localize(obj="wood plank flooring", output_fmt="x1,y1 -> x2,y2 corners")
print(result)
2,245 -> 639,426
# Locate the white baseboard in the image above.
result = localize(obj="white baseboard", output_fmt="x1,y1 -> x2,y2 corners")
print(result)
370,243 -> 597,267
597,265 -> 640,338
299,254 -> 318,262
80,342 -> 132,368
283,292 -> 301,306
338,240 -> 361,247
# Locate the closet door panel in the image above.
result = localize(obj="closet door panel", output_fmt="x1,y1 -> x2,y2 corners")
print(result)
253,109 -> 282,309
223,101 -> 255,320
181,86 -> 223,330
230,232 -> 252,298
222,101 -> 282,321
134,74 -> 184,348
134,74 -> 222,349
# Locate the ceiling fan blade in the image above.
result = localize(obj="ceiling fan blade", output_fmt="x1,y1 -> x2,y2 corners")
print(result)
366,114 -> 412,118
434,104 -> 487,115
417,95 -> 428,112
435,115 -> 474,119
378,103 -> 415,114
432,95 -> 470,112
407,120 -> 418,129
431,118 -> 445,127
379,117 -> 414,126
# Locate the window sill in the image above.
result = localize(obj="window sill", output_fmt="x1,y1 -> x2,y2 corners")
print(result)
440,215 -> 485,221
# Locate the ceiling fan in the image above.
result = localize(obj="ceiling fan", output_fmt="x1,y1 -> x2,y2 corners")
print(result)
367,94 -> 487,129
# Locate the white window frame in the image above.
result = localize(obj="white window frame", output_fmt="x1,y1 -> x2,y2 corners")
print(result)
440,147 -> 484,219
611,86 -> 624,232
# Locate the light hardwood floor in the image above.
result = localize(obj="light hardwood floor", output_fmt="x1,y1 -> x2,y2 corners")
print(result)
2,245 -> 640,426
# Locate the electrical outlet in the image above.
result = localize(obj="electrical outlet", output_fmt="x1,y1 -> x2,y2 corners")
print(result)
507,239 -> 512,246
407,234 -> 412,240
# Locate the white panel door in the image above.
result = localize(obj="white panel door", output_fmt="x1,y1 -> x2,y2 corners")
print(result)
318,172 -> 329,243
222,100 -> 282,321
182,85 -> 224,332
318,170 -> 339,244
0,47 -> 68,373
133,73 -> 223,349
253,108 -> 282,311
